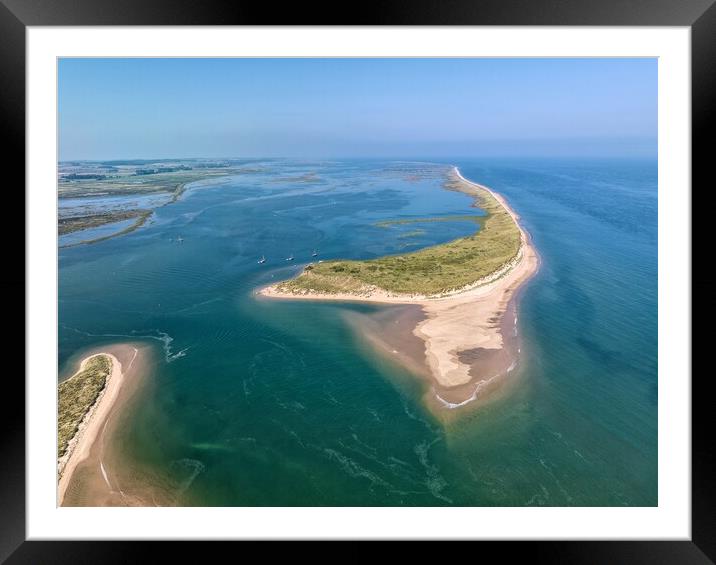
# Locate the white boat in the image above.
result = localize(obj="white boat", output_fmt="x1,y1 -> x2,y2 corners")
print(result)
177,236 -> 184,243
286,254 -> 294,261
312,249 -> 319,257
258,255 -> 266,264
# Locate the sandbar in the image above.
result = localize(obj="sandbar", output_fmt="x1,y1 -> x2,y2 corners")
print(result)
58,344 -> 141,506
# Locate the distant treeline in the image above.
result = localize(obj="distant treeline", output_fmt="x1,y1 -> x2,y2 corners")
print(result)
62,173 -> 107,180
134,165 -> 193,175
99,159 -> 162,165
193,163 -> 229,169
60,159 -> 239,167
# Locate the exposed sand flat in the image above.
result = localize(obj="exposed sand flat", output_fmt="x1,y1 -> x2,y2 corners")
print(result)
259,167 -> 539,403
57,345 -> 139,506
417,168 -> 539,387
416,241 -> 537,387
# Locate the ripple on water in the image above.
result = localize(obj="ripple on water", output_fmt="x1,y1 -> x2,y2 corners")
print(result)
169,458 -> 206,494
414,439 -> 453,504
323,448 -> 394,493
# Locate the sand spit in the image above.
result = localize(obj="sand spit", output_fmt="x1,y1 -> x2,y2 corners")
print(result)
58,343 -> 147,506
258,167 -> 539,407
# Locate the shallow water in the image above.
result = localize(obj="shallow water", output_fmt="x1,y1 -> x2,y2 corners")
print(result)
58,158 -> 657,506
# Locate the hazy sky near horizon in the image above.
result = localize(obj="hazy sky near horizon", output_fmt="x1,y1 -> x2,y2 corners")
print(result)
59,58 -> 657,161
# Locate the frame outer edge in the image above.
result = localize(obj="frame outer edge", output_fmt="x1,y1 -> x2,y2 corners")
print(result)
3,0 -> 712,560
0,1 -> 27,562
0,0 -> 714,26
691,1 -> 716,563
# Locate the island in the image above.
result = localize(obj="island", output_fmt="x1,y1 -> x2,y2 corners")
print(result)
259,167 -> 539,410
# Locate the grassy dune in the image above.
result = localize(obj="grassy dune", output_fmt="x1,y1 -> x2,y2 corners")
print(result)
277,170 -> 522,296
58,355 -> 112,458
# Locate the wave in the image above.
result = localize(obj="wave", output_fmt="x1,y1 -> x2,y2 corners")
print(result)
172,296 -> 224,316
366,407 -> 381,422
434,360 -> 518,410
132,329 -> 190,363
324,448 -> 394,493
168,346 -> 189,361
60,324 -> 189,363
414,439 -> 453,503
434,391 -> 478,410
170,458 -> 206,494
323,390 -> 340,406
434,377 -> 493,410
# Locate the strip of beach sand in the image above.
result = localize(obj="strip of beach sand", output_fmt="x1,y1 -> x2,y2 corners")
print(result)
58,344 -> 140,506
259,167 -> 539,408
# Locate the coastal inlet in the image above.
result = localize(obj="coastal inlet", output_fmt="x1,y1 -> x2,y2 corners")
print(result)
59,159 -> 657,506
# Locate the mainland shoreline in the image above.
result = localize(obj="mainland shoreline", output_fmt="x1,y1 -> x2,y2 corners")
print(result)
258,167 -> 540,408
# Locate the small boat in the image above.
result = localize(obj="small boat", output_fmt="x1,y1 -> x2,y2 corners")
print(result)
177,236 -> 184,243
312,249 -> 319,257
286,254 -> 294,261
258,255 -> 266,264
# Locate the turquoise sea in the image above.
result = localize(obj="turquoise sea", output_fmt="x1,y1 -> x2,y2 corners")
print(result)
58,159 -> 657,506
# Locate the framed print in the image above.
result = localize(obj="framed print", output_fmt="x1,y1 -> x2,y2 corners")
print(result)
2,0 -> 713,560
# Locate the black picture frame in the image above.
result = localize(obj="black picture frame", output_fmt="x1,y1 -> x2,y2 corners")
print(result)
2,0 -> 712,560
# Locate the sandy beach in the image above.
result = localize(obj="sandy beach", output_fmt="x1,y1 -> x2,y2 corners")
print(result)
259,167 -> 539,408
58,343 -> 144,506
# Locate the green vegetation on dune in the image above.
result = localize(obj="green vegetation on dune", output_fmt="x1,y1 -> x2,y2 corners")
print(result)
277,171 -> 522,296
58,355 -> 112,458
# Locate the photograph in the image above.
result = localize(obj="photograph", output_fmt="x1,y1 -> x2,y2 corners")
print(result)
0,0 -> 707,555
56,57 -> 658,508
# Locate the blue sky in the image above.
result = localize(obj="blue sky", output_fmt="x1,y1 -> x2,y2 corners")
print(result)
58,58 -> 657,160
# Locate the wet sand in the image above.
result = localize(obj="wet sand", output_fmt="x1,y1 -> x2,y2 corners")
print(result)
344,282 -> 529,415
342,304 -> 431,382
259,168 -> 539,409
58,342 -> 160,506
